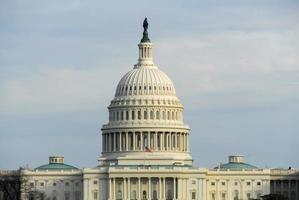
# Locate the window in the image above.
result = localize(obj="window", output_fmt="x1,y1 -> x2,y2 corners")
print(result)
126,111 -> 129,120
121,111 -> 124,120
144,111 -> 147,119
150,111 -> 154,119
40,182 -> 44,186
75,191 -> 81,200
222,182 -> 225,186
234,182 -> 238,186
93,191 -> 98,200
211,193 -> 216,200
65,191 -> 70,200
132,110 -> 135,120
65,182 -> 69,186
138,111 -> 141,120
156,111 -> 160,120
192,192 -> 196,200
30,182 -> 34,187
246,182 -> 251,186
93,180 -> 98,184
233,190 -> 239,200
53,182 -> 57,186
192,180 -> 196,184
211,182 -> 215,186
222,193 -> 226,200
257,181 -> 261,186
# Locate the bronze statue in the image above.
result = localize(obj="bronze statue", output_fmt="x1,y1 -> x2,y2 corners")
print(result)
141,17 -> 150,43
143,17 -> 148,32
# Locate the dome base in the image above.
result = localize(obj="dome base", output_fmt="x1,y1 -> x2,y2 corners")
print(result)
98,151 -> 193,166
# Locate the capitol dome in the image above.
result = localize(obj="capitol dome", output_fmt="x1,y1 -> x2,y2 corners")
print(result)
99,21 -> 192,166
115,67 -> 176,97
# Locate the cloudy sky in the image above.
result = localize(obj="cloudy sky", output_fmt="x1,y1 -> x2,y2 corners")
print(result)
0,0 -> 298,170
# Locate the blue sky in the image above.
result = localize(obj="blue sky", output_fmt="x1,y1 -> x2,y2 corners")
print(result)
0,0 -> 298,169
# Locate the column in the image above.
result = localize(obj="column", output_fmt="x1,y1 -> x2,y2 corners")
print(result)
113,133 -> 116,151
148,132 -> 151,148
113,178 -> 116,200
202,179 -> 206,200
132,132 -> 136,151
138,178 -> 141,200
126,132 -> 129,151
149,178 -> 151,200
187,133 -> 189,152
181,133 -> 184,151
109,178 -> 112,200
124,178 -> 127,200
128,178 -> 131,200
83,178 -> 89,200
177,178 -> 181,200
161,133 -> 164,151
155,132 -> 158,150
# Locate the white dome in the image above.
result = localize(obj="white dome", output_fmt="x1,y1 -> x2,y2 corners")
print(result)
115,66 -> 176,97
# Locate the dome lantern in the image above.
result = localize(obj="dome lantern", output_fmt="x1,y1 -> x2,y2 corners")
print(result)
135,18 -> 154,68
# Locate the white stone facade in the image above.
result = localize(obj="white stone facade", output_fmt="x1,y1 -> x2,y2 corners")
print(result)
19,25 -> 299,200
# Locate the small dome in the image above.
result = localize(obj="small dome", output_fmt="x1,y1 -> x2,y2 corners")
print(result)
115,66 -> 176,97
35,163 -> 78,170
35,156 -> 78,171
214,155 -> 258,170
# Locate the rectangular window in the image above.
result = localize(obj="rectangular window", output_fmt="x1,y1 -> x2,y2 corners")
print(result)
222,181 -> 225,186
222,193 -> 226,200
132,111 -> 135,120
93,191 -> 98,200
247,182 -> 251,186
192,192 -> 196,200
211,182 -> 215,186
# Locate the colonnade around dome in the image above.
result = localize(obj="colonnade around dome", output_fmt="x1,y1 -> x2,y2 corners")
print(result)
102,131 -> 190,153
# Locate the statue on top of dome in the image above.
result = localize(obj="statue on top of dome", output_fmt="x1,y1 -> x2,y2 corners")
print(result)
143,17 -> 148,32
141,17 -> 150,43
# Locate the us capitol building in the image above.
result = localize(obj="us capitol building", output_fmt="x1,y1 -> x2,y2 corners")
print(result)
1,19 -> 298,200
